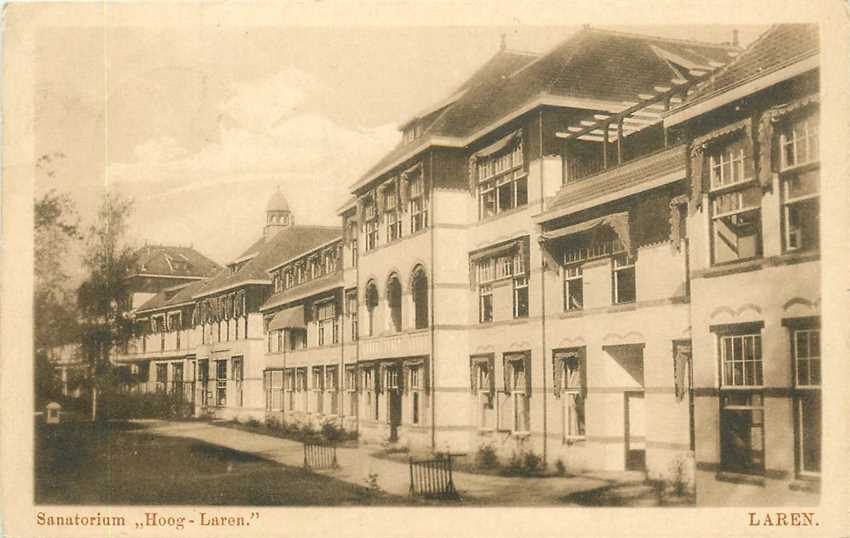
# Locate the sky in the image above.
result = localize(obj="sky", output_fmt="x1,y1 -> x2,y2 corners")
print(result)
32,15 -> 768,282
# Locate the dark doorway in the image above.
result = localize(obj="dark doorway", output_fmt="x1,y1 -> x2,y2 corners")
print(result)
624,391 -> 646,471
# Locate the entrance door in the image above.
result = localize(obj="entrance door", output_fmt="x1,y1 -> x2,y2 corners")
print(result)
625,391 -> 646,471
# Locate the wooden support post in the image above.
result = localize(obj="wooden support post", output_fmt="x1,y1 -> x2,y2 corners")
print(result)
602,122 -> 609,169
617,118 -> 624,165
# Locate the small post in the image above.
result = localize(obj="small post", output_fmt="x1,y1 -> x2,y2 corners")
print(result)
409,457 -> 415,496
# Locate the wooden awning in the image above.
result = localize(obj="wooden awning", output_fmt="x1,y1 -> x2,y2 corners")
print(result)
268,305 -> 305,331
539,211 -> 631,254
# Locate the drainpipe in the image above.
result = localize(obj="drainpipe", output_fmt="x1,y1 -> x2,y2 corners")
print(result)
354,219 -> 361,437
538,109 -> 548,466
429,150 -> 437,450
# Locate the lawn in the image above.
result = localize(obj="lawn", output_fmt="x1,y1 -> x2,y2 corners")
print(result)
35,421 -> 416,505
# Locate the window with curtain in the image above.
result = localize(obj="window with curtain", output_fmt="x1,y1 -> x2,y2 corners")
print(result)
409,170 -> 429,233
708,135 -> 761,264
478,143 -> 527,220
779,111 -> 819,252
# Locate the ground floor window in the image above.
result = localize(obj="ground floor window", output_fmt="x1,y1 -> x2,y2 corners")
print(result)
345,367 -> 358,417
470,356 -> 495,430
325,366 -> 338,415
284,369 -> 295,411
554,349 -> 585,442
231,357 -> 243,408
215,360 -> 227,407
720,391 -> 764,474
312,366 -> 325,413
265,370 -> 283,411
156,363 -> 168,392
504,353 -> 531,433
409,365 -> 423,425
295,368 -> 308,411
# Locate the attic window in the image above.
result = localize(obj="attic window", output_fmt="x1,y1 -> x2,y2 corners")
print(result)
403,122 -> 423,144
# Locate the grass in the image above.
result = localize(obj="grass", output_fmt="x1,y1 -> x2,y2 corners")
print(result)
34,421 -> 416,506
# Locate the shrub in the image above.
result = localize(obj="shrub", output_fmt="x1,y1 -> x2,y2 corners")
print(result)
554,458 -> 567,476
365,473 -> 382,493
502,450 -> 544,477
246,418 -> 261,428
321,422 -> 344,443
475,445 -> 499,469
522,451 -> 543,475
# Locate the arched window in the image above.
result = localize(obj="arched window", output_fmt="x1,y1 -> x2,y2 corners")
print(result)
386,274 -> 402,333
365,281 -> 379,337
411,266 -> 429,329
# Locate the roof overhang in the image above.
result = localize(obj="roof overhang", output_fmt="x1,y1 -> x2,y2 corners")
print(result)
664,53 -> 818,127
126,273 -> 206,281
266,237 -> 342,274
135,300 -> 195,316
350,92 -> 626,194
193,279 -> 270,299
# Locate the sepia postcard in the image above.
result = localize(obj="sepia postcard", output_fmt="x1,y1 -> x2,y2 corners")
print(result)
2,1 -> 849,537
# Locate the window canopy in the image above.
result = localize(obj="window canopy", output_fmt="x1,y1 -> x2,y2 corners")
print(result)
539,211 -> 632,254
268,305 -> 306,331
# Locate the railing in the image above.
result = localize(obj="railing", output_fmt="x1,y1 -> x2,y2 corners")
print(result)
408,455 -> 459,500
303,442 -> 339,471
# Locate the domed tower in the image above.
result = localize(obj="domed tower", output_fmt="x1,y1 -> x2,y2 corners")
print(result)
264,187 -> 293,240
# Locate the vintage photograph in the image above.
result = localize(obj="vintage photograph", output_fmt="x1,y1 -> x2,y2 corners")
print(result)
23,7 -> 832,518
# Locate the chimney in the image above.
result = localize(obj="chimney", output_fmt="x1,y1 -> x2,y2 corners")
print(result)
500,33 -> 506,51
732,29 -> 740,47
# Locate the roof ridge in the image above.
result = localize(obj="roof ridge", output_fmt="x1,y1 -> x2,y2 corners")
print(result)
589,26 -> 741,50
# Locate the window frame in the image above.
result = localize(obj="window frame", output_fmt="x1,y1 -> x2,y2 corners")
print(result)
612,254 -> 636,305
477,143 -> 527,220
715,324 -> 765,475
563,263 -> 584,311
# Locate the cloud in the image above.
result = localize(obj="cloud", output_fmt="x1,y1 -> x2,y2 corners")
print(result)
108,68 -> 400,262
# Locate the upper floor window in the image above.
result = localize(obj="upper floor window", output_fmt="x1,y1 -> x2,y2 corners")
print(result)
386,275 -> 402,333
477,142 -> 527,220
779,112 -> 820,252
475,242 -> 529,322
317,300 -> 338,346
411,267 -> 429,330
708,136 -> 761,264
365,282 -> 379,337
409,171 -> 429,233
780,113 -> 819,170
364,198 -> 379,252
612,254 -> 636,305
564,264 -> 583,311
346,290 -> 359,341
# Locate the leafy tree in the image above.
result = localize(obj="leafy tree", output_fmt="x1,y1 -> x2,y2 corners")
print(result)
34,188 -> 81,406
77,192 -> 137,421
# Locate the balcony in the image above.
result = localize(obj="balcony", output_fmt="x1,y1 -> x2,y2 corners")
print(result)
545,145 -> 686,218
359,329 -> 430,361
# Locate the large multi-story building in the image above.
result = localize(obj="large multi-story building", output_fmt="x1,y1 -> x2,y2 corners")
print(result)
112,24 -> 820,506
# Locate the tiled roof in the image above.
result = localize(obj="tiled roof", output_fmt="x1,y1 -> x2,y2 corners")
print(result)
684,24 -> 818,103
130,245 -> 221,278
352,49 -> 539,191
193,225 -> 341,298
135,279 -> 207,315
352,27 -> 735,192
260,272 -> 343,312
